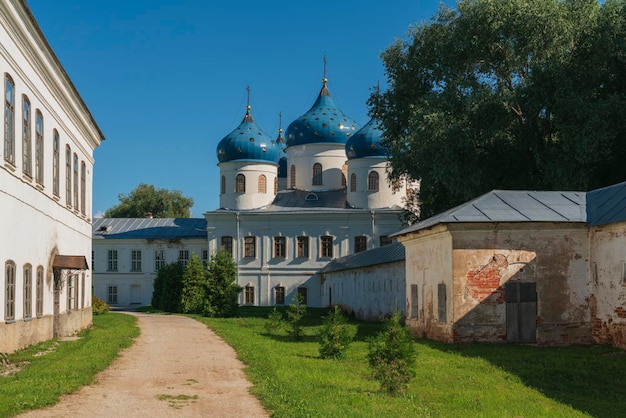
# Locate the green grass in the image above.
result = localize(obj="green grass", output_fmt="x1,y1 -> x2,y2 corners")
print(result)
196,306 -> 626,418
0,313 -> 139,417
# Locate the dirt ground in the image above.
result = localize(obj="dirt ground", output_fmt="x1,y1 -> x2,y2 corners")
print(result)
19,312 -> 268,418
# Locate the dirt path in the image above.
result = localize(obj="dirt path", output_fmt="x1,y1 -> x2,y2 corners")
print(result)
19,312 -> 268,418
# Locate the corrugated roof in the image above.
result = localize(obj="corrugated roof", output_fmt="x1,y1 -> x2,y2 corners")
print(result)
92,218 -> 207,239
392,190 -> 586,237
319,242 -> 405,274
586,181 -> 626,227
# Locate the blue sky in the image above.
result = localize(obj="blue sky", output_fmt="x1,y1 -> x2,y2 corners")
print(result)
27,0 -> 444,217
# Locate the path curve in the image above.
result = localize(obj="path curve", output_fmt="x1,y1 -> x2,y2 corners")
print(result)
19,312 -> 268,418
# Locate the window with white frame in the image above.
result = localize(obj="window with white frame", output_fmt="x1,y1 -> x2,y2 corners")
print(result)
23,264 -> 32,319
22,97 -> 31,177
368,171 -> 379,191
35,110 -> 44,185
235,173 -> 245,193
4,74 -> 15,165
131,250 -> 142,272
108,285 -> 118,304
274,236 -> 286,258
5,261 -> 15,321
73,153 -> 79,210
312,163 -> 323,185
65,145 -> 71,206
52,130 -> 59,197
179,250 -> 190,267
244,285 -> 255,305
221,236 -> 233,255
80,161 -> 86,215
107,250 -> 118,271
258,174 -> 267,193
297,236 -> 309,258
154,249 -> 165,271
67,274 -> 76,311
36,266 -> 43,317
320,235 -> 333,258
275,286 -> 285,305
244,236 -> 256,258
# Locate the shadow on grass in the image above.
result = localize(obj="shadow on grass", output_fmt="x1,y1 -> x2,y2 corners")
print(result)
421,339 -> 626,418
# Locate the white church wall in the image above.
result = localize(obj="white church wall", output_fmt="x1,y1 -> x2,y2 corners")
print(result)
286,143 -> 347,191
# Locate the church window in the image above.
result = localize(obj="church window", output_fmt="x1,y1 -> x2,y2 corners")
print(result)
221,236 -> 233,255
368,171 -> 379,191
80,161 -> 86,215
355,236 -> 367,253
5,261 -> 15,321
65,145 -> 72,206
341,164 -> 347,187
290,165 -> 296,188
244,285 -> 255,305
320,235 -> 333,258
235,173 -> 245,193
36,266 -> 43,317
275,286 -> 285,305
22,96 -> 31,177
312,163 -> 322,185
23,264 -> 32,319
244,236 -> 256,258
4,74 -> 15,165
297,236 -> 309,258
350,173 -> 357,192
274,236 -> 286,258
52,130 -> 59,197
258,174 -> 267,193
220,175 -> 225,194
73,153 -> 79,209
35,110 -> 43,185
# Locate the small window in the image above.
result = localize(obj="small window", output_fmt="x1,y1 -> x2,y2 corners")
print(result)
275,286 -> 285,305
341,164 -> 347,187
221,236 -> 233,255
350,173 -> 357,192
52,130 -> 60,197
244,285 -> 255,305
244,236 -> 256,258
297,236 -> 309,258
312,163 -> 323,185
178,250 -> 190,267
65,145 -> 72,206
354,236 -> 367,253
320,235 -> 333,258
274,236 -> 286,258
36,266 -> 43,317
131,250 -> 142,272
80,161 -> 86,215
220,175 -> 226,195
22,97 -> 32,177
258,174 -> 267,193
73,153 -> 79,210
4,74 -> 15,165
154,249 -> 166,271
35,110 -> 44,185
410,284 -> 418,318
368,171 -> 379,191
290,165 -> 296,188
274,177 -> 278,195
438,283 -> 447,323
297,287 -> 308,305
202,249 -> 208,267
67,274 -> 77,311
23,264 -> 32,319
107,250 -> 118,272
235,173 -> 245,193
107,285 -> 118,304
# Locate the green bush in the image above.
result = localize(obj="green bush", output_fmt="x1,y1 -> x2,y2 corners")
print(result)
203,251 -> 241,317
264,307 -> 285,335
367,311 -> 416,395
318,305 -> 353,359
286,293 -> 307,341
92,296 -> 109,315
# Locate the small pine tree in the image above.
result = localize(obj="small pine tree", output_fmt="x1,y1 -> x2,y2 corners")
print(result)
264,307 -> 284,335
286,293 -> 307,341
203,251 -> 242,317
318,305 -> 353,359
367,311 -> 417,395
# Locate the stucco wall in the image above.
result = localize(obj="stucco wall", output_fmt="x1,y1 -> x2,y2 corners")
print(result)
589,222 -> 626,348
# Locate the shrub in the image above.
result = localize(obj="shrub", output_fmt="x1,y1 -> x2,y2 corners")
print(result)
151,261 -> 184,312
264,307 -> 285,335
367,311 -> 416,395
318,305 -> 353,359
203,251 -> 242,317
286,293 -> 307,341
92,296 -> 110,315
181,253 -> 208,314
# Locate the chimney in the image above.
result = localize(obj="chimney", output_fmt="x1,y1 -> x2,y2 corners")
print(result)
145,212 -> 153,219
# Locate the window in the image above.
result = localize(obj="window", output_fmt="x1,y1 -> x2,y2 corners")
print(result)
5,261 -> 15,321
290,164 -> 296,188
297,287 -> 308,305
380,235 -> 392,246
179,250 -> 190,267
80,161 -> 86,215
274,236 -> 286,258
235,173 -> 245,193
22,97 -> 31,177
320,235 -> 333,258
107,285 -> 118,304
81,272 -> 85,309
73,153 -> 78,209
438,283 -> 447,323
221,236 -> 233,255
67,274 -> 76,311
350,173 -> 357,192
244,236 -> 256,258
131,250 -> 142,272
244,285 -> 255,305
258,174 -> 267,193
297,236 -> 309,258
354,236 -> 367,253
65,145 -> 71,206
36,266 -> 43,317
35,110 -> 43,184
341,164 -> 347,187
368,171 -> 379,191
23,264 -> 32,319
220,175 -> 225,194
275,286 -> 285,305
154,249 -> 165,271
202,249 -> 208,267
107,250 -> 118,271
52,130 -> 59,196
312,163 -> 322,185
410,284 -> 418,318
274,177 -> 277,195
4,74 -> 15,164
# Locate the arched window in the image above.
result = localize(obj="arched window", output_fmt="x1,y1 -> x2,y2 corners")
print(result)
235,173 -> 245,193
368,171 -> 379,191
80,161 -> 86,215
258,174 -> 267,193
73,153 -> 79,209
22,96 -> 31,177
312,163 -> 322,185
220,175 -> 226,194
52,130 -> 59,196
35,110 -> 43,185
290,165 -> 296,188
23,264 -> 32,319
4,74 -> 15,165
274,177 -> 278,195
65,145 -> 71,206
5,260 -> 16,320
350,173 -> 357,192
341,164 -> 347,187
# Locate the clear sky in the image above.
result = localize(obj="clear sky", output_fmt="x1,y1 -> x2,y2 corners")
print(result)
27,0 -> 444,217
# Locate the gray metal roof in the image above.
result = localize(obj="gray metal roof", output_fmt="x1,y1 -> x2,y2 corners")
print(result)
392,190 -> 586,237
319,242 -> 405,274
586,181 -> 626,227
92,218 -> 207,240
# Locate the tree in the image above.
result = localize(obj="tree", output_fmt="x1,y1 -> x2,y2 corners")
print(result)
286,293 -> 307,341
371,0 -> 626,219
104,183 -> 194,218
181,253 -> 208,314
318,305 -> 353,359
203,251 -> 241,317
151,261 -> 184,312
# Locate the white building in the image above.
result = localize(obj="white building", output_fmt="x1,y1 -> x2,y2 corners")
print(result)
0,0 -> 104,352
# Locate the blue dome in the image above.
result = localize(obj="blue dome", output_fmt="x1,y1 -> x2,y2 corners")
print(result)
285,80 -> 359,147
346,117 -> 388,160
217,109 -> 281,164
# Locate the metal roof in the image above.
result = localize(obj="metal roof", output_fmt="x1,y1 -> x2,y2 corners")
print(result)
319,242 -> 405,274
586,181 -> 626,227
92,218 -> 207,240
392,190 -> 586,237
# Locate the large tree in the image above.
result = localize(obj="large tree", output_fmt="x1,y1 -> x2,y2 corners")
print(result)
371,0 -> 626,219
104,183 -> 194,218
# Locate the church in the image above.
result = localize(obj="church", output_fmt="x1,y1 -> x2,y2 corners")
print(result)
92,74 -> 411,308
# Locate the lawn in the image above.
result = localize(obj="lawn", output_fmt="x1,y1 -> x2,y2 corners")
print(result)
196,306 -> 626,418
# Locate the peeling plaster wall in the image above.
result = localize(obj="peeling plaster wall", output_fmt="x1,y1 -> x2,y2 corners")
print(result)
590,222 -> 626,348
321,261 -> 405,321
